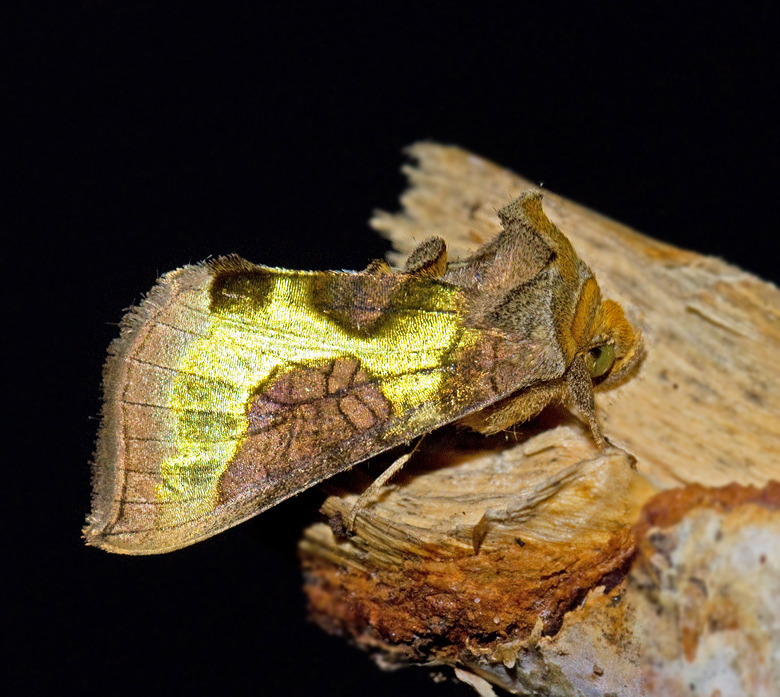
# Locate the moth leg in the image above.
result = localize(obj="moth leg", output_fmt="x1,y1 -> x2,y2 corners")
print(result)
459,380 -> 568,435
404,237 -> 448,277
345,448 -> 417,531
565,355 -> 607,449
462,357 -> 609,449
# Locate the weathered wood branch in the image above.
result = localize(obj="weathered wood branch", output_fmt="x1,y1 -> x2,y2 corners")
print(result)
299,144 -> 780,696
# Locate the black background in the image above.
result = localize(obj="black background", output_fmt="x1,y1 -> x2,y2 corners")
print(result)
8,4 -> 779,696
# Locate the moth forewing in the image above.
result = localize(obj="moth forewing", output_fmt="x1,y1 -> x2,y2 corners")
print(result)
85,191 -> 642,554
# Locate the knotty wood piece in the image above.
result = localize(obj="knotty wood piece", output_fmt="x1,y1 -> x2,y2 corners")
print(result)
299,144 -> 780,696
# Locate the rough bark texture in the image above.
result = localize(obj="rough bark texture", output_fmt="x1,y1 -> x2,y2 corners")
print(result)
299,144 -> 780,696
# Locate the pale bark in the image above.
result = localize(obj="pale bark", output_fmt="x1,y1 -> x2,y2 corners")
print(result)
299,144 -> 780,696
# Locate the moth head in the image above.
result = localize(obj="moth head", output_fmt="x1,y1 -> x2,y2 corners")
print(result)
584,298 -> 644,389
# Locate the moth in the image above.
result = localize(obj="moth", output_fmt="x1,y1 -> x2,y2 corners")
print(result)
85,192 -> 642,554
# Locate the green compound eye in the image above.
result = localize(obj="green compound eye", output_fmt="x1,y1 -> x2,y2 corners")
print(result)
585,343 -> 616,379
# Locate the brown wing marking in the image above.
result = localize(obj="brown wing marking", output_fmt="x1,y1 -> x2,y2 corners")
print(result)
218,357 -> 391,504
310,273 -> 405,336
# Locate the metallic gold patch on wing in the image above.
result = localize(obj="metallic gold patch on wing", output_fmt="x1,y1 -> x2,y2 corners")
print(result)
158,267 -> 468,520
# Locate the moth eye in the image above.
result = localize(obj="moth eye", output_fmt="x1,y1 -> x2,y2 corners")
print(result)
586,344 -> 616,379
